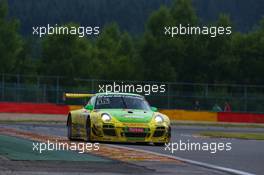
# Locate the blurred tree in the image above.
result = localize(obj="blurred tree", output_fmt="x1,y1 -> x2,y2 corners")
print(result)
14,38 -> 37,74
170,0 -> 198,25
170,0 -> 201,82
204,14 -> 236,84
39,23 -> 94,82
235,17 -> 264,84
0,0 -> 23,73
140,6 -> 178,81
94,23 -> 140,80
2,0 -> 264,86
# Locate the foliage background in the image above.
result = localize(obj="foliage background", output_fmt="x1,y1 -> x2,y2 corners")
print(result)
0,0 -> 264,85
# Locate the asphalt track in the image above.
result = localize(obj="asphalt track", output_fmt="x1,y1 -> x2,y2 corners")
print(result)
1,123 -> 263,175
124,126 -> 264,175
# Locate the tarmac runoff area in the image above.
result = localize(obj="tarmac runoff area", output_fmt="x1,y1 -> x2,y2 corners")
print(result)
0,114 -> 263,175
0,127 -> 229,175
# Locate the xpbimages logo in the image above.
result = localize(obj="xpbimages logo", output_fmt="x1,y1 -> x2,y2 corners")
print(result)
164,140 -> 232,154
164,24 -> 232,38
98,82 -> 166,95
32,24 -> 100,37
32,140 -> 100,153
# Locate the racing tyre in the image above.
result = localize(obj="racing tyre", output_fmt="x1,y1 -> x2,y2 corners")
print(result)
168,126 -> 171,141
67,116 -> 73,140
86,118 -> 91,141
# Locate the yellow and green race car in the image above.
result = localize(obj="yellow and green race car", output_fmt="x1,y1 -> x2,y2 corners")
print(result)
66,92 -> 171,145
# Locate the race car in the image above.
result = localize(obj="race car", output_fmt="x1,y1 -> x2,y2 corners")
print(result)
66,92 -> 171,145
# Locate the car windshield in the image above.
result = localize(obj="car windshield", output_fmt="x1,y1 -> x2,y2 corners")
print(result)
95,95 -> 151,110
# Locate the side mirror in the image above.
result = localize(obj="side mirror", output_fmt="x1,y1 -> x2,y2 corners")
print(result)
151,107 -> 158,112
85,105 -> 94,111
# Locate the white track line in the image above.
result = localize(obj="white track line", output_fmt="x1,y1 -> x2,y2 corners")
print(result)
106,144 -> 255,175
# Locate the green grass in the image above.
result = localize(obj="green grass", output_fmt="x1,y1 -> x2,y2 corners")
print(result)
200,132 -> 264,140
0,120 -> 64,124
171,120 -> 264,128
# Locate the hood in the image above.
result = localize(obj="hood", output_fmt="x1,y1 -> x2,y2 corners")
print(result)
98,109 -> 154,123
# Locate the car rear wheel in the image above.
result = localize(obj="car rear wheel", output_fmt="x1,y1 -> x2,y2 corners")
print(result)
67,116 -> 73,140
86,118 -> 91,141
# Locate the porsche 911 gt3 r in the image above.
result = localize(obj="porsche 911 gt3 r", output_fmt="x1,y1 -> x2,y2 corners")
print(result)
66,92 -> 171,145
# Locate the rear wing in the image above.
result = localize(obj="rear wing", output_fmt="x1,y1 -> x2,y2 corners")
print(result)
64,93 -> 94,99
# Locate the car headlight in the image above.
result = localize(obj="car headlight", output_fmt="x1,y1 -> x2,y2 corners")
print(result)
101,113 -> 111,122
155,115 -> 164,123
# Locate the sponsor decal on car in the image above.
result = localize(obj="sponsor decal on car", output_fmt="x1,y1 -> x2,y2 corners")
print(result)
128,128 -> 144,133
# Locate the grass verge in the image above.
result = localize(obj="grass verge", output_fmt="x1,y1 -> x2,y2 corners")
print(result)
200,132 -> 264,140
0,120 -> 64,124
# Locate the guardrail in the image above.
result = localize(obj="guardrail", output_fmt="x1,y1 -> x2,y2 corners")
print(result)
1,73 -> 264,113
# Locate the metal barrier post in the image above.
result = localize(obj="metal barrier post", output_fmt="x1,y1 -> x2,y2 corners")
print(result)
56,76 -> 59,104
205,84 -> 208,97
1,74 -> 4,101
16,74 -> 20,102
43,84 -> 46,103
92,79 -> 95,93
37,76 -> 40,102
244,86 -> 248,112
167,83 -> 171,109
